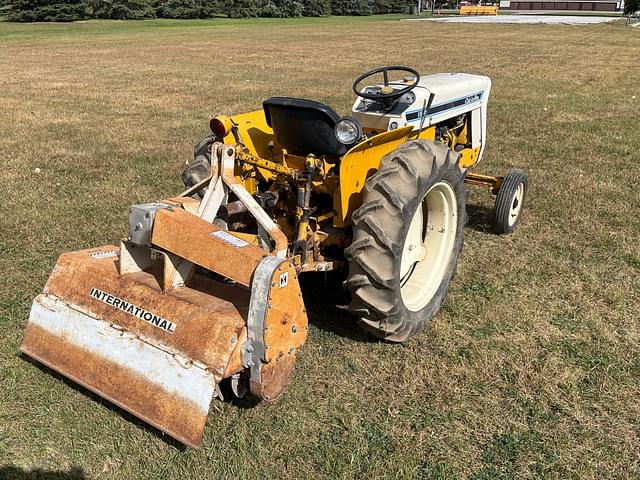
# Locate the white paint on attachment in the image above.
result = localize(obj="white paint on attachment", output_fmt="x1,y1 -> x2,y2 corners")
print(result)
28,294 -> 215,415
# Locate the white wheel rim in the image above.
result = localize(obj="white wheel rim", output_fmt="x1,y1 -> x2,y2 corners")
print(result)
400,181 -> 457,312
508,182 -> 525,227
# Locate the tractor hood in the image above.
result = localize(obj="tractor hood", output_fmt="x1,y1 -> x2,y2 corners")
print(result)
351,72 -> 491,132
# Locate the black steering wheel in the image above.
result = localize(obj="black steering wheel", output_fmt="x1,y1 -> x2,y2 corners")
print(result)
352,66 -> 420,102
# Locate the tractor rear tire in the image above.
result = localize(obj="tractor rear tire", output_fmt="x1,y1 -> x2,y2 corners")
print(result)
345,140 -> 466,342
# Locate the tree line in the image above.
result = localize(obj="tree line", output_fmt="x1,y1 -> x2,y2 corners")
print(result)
4,0 -> 416,21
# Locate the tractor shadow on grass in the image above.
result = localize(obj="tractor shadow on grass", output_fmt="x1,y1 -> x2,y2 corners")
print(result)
0,466 -> 85,480
296,203 -> 500,342
299,272 -> 378,343
465,203 -> 495,234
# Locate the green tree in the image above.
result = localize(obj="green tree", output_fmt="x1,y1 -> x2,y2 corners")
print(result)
258,0 -> 282,15
624,0 -> 638,14
153,0 -> 215,18
8,0 -> 93,21
93,0 -> 154,18
0,0 -> 12,15
302,0 -> 330,15
225,0 -> 261,17
331,0 -> 373,15
373,0 -> 411,13
225,0 -> 304,17
273,0 -> 302,15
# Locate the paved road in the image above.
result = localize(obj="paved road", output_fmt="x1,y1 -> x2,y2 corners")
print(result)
403,14 -> 620,24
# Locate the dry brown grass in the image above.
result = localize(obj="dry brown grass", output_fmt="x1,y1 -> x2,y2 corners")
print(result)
0,17 -> 639,479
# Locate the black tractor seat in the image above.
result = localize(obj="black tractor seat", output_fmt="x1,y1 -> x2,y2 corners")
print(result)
263,97 -> 347,158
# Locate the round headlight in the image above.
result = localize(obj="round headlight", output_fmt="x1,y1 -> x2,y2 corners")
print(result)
334,117 -> 362,146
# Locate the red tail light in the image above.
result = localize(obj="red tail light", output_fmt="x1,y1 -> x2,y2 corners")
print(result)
209,118 -> 227,138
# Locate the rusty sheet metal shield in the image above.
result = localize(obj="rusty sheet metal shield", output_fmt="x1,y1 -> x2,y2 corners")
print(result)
21,246 -> 248,448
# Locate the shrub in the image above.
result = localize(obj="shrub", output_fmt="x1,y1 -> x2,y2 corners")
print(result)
153,0 -> 216,18
303,0 -> 330,15
8,0 -> 93,21
93,0 -> 155,19
330,0 -> 374,15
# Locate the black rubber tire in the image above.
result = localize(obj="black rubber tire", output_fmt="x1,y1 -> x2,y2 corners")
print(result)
344,140 -> 467,342
493,169 -> 528,235
181,135 -> 215,198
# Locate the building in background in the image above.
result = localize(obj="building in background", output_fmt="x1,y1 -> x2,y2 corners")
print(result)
501,0 -> 622,10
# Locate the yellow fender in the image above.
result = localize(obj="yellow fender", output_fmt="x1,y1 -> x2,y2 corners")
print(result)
334,126 -> 435,227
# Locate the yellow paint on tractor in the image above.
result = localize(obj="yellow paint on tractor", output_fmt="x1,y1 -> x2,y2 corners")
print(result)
217,109 -> 484,227
336,126 -> 435,227
458,146 -> 482,169
20,67 -> 522,451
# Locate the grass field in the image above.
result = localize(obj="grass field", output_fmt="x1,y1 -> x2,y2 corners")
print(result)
1,16 -> 639,480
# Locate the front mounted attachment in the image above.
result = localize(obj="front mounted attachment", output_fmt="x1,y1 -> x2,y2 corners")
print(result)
21,143 -> 308,448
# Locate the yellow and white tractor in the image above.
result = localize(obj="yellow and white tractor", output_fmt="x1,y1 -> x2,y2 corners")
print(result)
22,66 -> 528,448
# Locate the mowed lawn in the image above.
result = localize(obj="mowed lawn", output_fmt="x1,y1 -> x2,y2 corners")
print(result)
1,16 -> 639,479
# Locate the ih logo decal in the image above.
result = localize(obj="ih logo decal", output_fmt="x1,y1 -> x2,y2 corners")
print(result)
278,272 -> 289,288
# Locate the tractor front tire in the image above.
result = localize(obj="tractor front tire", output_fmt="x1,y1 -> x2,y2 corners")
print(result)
493,169 -> 528,235
345,140 -> 466,342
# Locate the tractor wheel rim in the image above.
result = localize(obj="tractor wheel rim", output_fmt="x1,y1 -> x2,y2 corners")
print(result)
400,181 -> 457,312
508,183 -> 525,227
